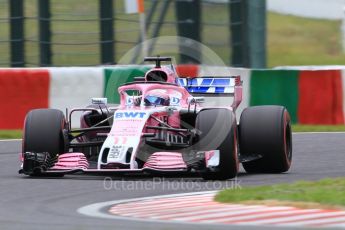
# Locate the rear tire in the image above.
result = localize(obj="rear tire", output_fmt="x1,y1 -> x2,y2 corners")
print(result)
239,106 -> 292,173
195,109 -> 238,180
23,109 -> 67,159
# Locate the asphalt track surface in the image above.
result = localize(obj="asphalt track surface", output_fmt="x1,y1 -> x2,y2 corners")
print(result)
0,133 -> 345,230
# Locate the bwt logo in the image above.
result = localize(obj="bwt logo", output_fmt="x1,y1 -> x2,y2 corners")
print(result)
115,112 -> 146,119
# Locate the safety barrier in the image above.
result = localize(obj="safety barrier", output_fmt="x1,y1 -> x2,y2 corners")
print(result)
0,65 -> 344,129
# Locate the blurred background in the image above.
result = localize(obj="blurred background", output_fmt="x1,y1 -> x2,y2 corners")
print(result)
1,0 -> 345,68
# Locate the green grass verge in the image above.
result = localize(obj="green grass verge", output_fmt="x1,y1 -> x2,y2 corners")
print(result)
0,125 -> 345,139
0,130 -> 22,139
215,177 -> 345,209
292,125 -> 345,132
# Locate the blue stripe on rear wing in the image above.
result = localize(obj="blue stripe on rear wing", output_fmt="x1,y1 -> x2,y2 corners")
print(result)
177,77 -> 236,94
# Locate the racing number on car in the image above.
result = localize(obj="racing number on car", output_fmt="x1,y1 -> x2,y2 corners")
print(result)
114,137 -> 127,145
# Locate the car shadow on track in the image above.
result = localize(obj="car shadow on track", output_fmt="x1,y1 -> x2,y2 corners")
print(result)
17,171 -> 263,182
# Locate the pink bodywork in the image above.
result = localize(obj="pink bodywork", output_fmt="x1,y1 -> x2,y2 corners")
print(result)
144,152 -> 187,170
52,153 -> 89,170
145,66 -> 178,83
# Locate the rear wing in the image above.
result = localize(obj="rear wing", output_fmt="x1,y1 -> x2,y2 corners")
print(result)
177,76 -> 243,110
177,76 -> 241,94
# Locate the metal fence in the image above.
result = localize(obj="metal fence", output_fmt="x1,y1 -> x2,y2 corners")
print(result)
0,0 -> 10,67
0,0 -> 266,67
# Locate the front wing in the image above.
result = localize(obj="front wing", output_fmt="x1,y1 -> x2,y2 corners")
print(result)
19,151 -> 220,177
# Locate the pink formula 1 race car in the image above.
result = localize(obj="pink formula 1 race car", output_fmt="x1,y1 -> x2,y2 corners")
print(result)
19,57 -> 292,180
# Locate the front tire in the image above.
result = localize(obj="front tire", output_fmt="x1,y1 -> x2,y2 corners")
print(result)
239,106 -> 292,173
195,109 -> 238,180
22,109 -> 67,175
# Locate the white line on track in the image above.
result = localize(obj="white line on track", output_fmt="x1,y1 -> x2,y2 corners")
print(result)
0,139 -> 21,142
293,132 -> 345,134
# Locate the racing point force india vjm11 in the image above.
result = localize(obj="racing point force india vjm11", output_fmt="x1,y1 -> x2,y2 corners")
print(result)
19,57 -> 292,180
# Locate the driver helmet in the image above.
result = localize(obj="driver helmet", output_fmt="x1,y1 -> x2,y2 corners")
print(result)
144,90 -> 170,106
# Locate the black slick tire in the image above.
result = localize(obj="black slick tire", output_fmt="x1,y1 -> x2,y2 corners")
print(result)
23,109 -> 67,159
239,106 -> 292,173
195,108 -> 238,180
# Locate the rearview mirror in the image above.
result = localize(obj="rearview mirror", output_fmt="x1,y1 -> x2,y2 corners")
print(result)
187,97 -> 205,104
91,98 -> 107,105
